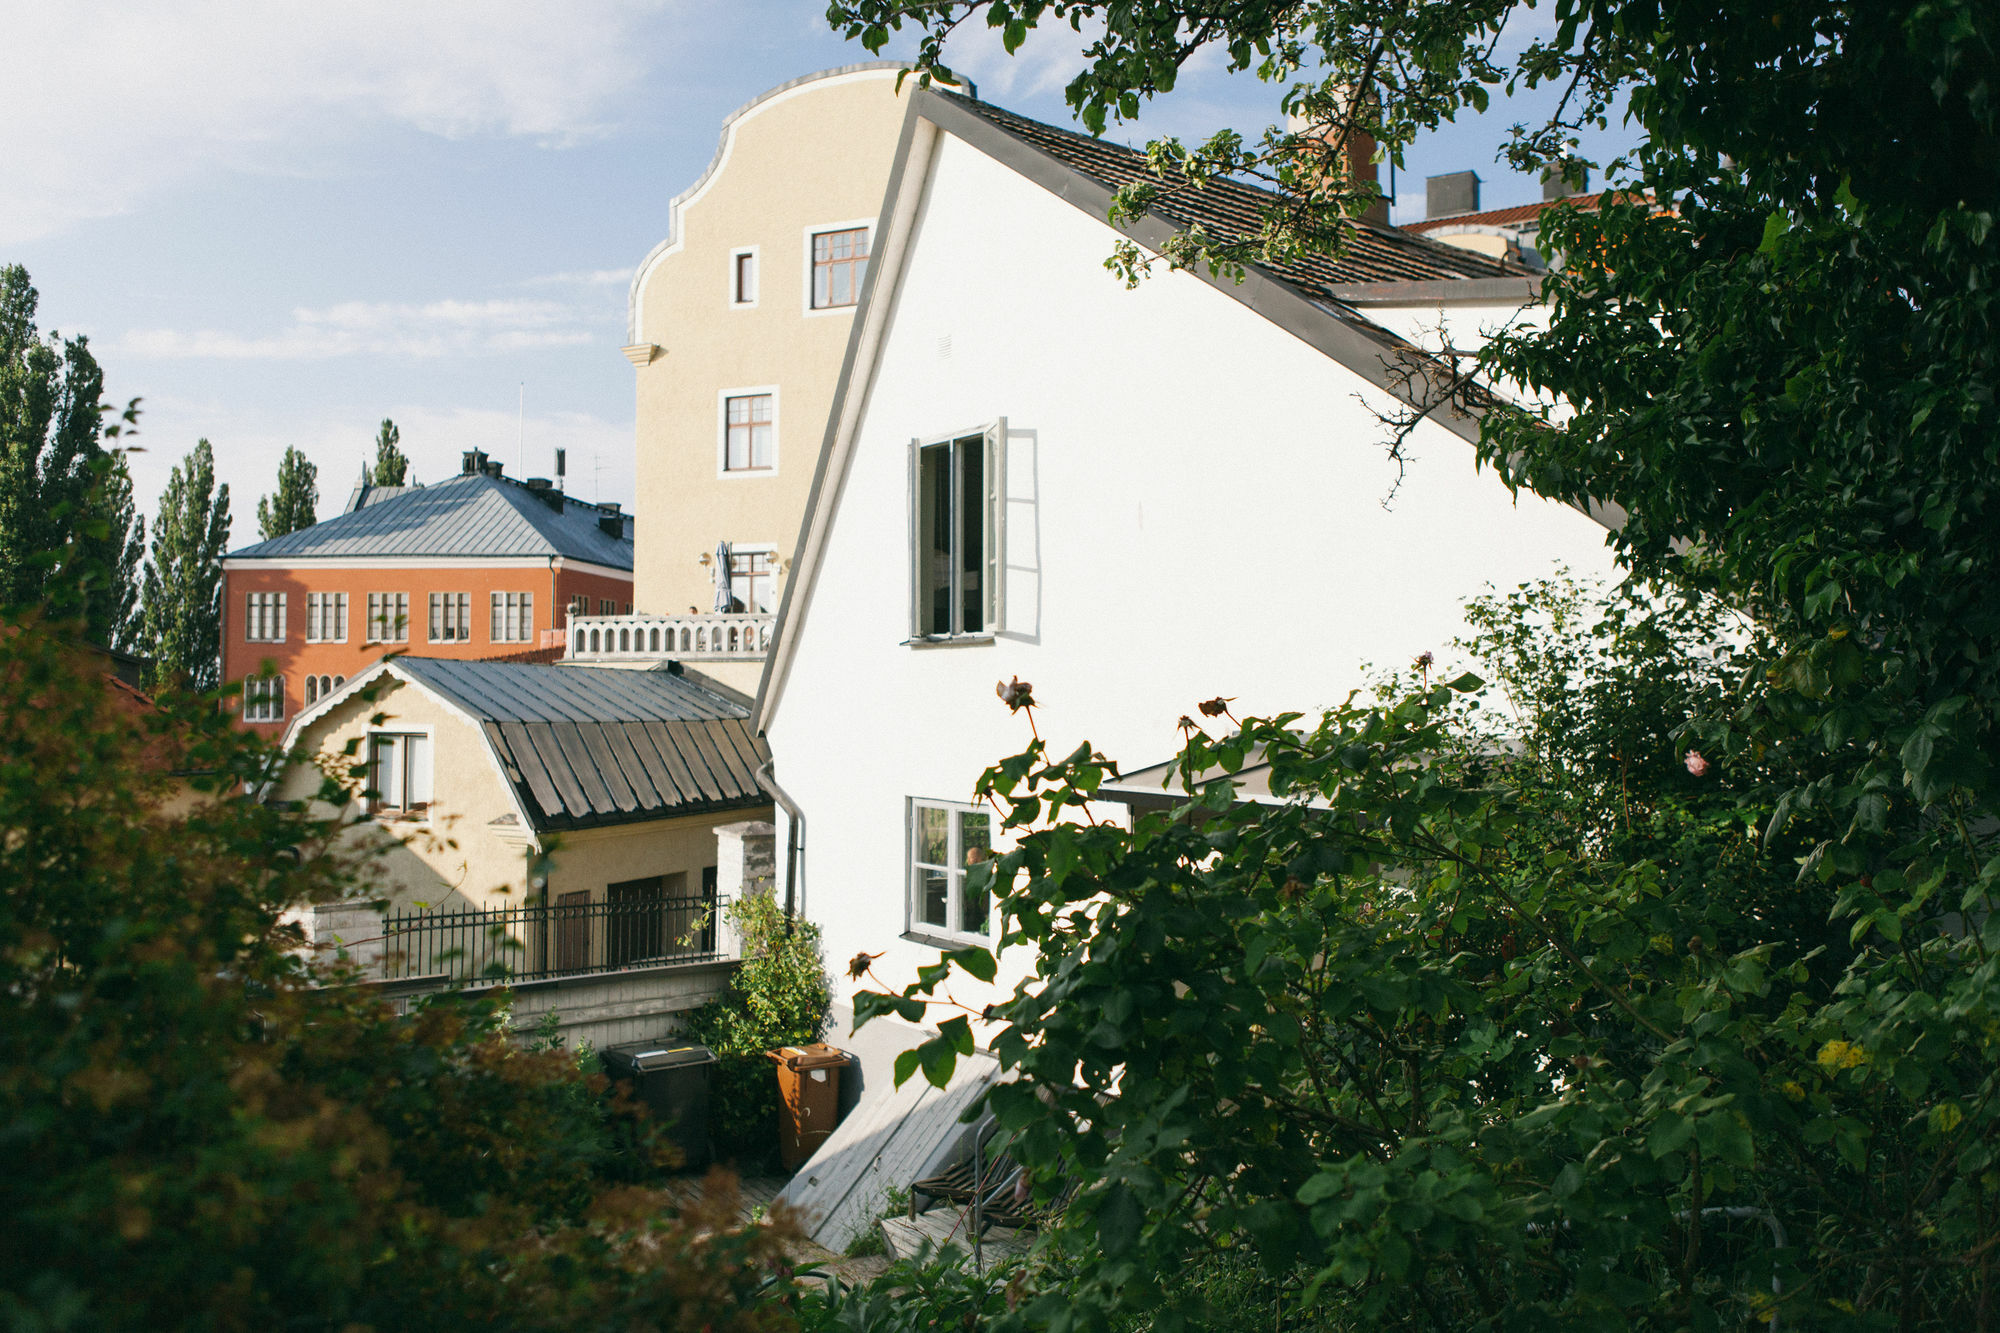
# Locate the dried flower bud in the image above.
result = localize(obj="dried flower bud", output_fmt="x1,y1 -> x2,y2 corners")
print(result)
1684,750 -> 1712,778
1197,696 -> 1233,718
1414,650 -> 1435,671
847,950 -> 882,981
996,676 -> 1035,711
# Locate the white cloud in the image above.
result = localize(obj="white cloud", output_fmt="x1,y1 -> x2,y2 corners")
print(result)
119,295 -> 603,360
0,0 -> 682,245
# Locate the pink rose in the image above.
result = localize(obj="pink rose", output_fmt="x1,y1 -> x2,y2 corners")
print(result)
1684,750 -> 1711,778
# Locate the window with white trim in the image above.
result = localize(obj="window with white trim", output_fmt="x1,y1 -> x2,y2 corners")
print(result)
306,591 -> 348,643
909,799 -> 993,942
598,598 -> 615,616
731,248 -> 757,305
366,732 -> 433,819
303,674 -> 345,707
911,423 -> 1004,639
428,592 -> 472,643
811,227 -> 869,309
566,594 -> 587,625
490,591 -> 534,642
366,592 -> 408,644
243,674 -> 285,723
245,592 -> 287,642
724,393 -> 774,472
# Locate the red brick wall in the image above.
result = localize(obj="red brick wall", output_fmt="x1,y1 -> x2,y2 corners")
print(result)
222,560 -> 632,733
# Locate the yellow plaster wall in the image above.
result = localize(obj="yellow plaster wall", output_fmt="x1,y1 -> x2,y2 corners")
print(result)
278,675 -> 776,918
630,67 -> 912,615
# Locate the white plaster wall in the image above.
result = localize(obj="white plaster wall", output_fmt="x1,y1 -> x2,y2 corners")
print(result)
771,130 -> 1621,1025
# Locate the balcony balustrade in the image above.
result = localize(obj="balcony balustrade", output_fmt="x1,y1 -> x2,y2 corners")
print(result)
566,612 -> 773,661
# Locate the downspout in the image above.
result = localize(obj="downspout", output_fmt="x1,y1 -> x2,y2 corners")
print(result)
754,757 -> 804,922
548,556 -> 563,651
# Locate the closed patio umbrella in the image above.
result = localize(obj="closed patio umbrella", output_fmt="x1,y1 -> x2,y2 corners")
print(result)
713,541 -> 733,612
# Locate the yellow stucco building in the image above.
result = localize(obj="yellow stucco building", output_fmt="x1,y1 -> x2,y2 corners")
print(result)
610,63 -> 916,691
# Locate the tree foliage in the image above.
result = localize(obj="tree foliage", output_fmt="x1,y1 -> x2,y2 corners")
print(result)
137,439 -> 230,692
372,417 -> 408,486
831,3 -> 2000,1327
0,618 -> 805,1331
256,444 -> 318,541
0,264 -> 145,649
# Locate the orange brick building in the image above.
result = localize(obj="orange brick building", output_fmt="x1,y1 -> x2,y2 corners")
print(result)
221,452 -> 635,734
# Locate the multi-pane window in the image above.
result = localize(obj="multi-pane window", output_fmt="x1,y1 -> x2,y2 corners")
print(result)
305,592 -> 348,643
732,250 -> 757,305
490,591 -> 534,642
303,674 -> 346,707
729,550 -> 774,614
811,227 -> 869,309
245,592 -> 287,642
366,732 -> 432,818
724,393 -> 774,472
909,799 -> 993,940
428,592 -> 472,643
566,594 -> 587,624
914,425 -> 1003,638
598,598 -> 615,616
366,592 -> 409,644
243,675 -> 285,723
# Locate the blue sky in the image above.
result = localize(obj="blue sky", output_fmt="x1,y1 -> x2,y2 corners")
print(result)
1,1 -> 1638,543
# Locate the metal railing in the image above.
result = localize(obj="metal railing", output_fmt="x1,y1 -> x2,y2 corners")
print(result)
566,612 -> 774,661
376,891 -> 724,984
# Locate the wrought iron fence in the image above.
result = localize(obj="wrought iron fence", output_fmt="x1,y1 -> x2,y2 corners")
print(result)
377,891 -> 721,984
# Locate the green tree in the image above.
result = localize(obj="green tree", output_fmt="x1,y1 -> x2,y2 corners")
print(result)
0,620 -> 804,1330
0,264 -> 144,648
832,1 -> 2000,1327
255,444 -> 317,540
138,440 -> 230,692
372,417 -> 409,486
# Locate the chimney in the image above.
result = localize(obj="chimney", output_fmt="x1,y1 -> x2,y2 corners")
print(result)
462,448 -> 485,476
1426,170 -> 1481,219
1286,94 -> 1388,225
525,477 -> 564,513
597,501 -> 620,514
598,515 -> 625,539
1542,162 -> 1590,201
555,447 -> 567,493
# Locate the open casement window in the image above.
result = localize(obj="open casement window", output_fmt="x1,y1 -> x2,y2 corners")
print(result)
366,732 -> 433,819
910,421 -> 1005,639
908,799 -> 993,943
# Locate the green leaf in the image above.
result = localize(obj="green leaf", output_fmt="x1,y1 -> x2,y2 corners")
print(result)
893,1048 -> 922,1088
946,945 -> 998,983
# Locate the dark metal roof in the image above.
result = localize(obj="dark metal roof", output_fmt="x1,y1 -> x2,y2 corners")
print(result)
937,91 -> 1524,288
227,472 -> 634,568
393,658 -> 770,832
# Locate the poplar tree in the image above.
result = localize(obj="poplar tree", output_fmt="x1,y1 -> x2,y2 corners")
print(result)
371,418 -> 408,486
139,440 -> 230,692
255,445 -> 317,541
0,264 -> 144,647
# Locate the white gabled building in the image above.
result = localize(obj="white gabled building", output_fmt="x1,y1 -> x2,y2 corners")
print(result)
754,87 -> 1621,1246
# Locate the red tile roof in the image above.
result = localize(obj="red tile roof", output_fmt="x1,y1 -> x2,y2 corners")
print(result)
1402,192 -> 1650,233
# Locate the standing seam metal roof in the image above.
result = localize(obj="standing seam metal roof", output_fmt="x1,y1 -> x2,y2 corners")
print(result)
390,658 -> 769,832
226,472 -> 634,568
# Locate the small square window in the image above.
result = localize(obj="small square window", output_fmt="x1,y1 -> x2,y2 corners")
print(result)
306,591 -> 348,643
367,592 -> 409,644
489,591 -> 534,642
811,227 -> 869,309
428,592 -> 472,643
243,674 -> 286,723
909,799 -> 993,942
245,592 -> 287,642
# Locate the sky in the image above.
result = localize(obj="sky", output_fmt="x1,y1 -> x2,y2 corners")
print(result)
0,1 -> 1639,549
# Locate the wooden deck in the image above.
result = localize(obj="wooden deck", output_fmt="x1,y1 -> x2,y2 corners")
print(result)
879,1205 -> 1030,1266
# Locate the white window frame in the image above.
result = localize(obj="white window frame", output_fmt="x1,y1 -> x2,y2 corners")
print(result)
305,591 -> 348,644
801,217 -> 875,316
303,673 -> 347,708
245,592 -> 287,643
907,797 -> 995,944
716,386 -> 779,478
365,727 -> 434,821
366,591 -> 409,644
728,245 -> 759,308
908,420 -> 1006,642
722,541 -> 778,615
428,591 -> 472,644
489,591 -> 535,643
242,674 -> 285,723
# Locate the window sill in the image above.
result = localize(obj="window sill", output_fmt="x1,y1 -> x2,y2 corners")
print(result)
901,928 -> 990,952
902,633 -> 995,650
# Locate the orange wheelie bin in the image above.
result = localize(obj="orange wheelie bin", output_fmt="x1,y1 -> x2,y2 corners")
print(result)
766,1043 -> 850,1169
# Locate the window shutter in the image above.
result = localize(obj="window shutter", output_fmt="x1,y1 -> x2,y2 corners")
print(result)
984,417 -> 1006,633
